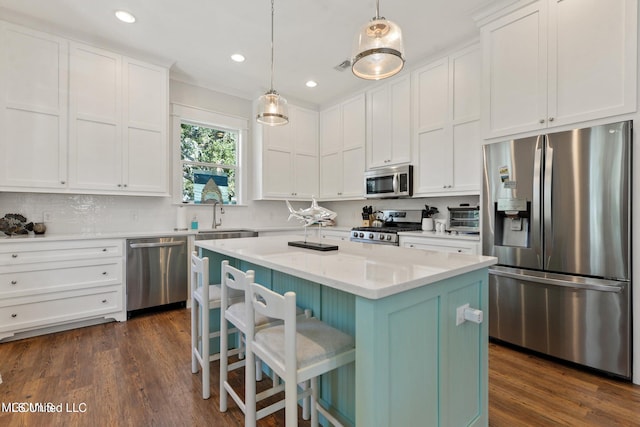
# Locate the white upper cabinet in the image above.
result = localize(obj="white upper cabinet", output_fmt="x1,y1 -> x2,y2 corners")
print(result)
0,21 -> 169,196
366,75 -> 411,168
69,43 -> 168,194
412,44 -> 482,196
122,58 -> 168,194
254,105 -> 319,200
320,94 -> 366,200
0,22 -> 68,189
68,42 -> 123,191
481,0 -> 637,138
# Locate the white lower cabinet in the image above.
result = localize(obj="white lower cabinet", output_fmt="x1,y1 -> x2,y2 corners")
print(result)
399,235 -> 480,254
319,228 -> 351,241
0,239 -> 126,340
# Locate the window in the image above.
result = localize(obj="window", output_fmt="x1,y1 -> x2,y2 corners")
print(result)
180,122 -> 238,204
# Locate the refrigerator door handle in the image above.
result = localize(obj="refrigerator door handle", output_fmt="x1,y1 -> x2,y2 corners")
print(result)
489,266 -> 624,293
543,142 -> 554,266
532,137 -> 544,264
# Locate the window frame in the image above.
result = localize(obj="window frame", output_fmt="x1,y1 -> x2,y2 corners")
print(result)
171,103 -> 248,205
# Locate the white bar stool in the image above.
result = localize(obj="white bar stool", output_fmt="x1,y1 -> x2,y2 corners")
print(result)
245,282 -> 356,427
220,260 -> 312,420
190,252 -> 243,399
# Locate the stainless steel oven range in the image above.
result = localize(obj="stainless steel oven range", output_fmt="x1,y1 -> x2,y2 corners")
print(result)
350,210 -> 422,246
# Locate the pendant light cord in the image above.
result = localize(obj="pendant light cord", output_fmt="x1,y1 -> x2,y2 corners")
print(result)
269,0 -> 275,92
375,0 -> 380,19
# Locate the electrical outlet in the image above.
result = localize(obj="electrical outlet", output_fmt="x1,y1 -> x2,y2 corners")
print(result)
456,303 -> 469,326
43,212 -> 51,222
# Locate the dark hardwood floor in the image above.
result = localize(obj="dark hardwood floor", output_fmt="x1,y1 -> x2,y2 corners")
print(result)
0,308 -> 638,426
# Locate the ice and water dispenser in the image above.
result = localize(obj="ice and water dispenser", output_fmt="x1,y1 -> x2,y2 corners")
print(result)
494,198 -> 530,248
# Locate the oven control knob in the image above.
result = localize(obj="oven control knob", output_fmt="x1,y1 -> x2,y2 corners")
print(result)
359,232 -> 364,238
368,233 -> 374,239
379,234 -> 385,240
386,235 -> 392,241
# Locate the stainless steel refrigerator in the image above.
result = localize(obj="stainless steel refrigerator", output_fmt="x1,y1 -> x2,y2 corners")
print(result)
482,120 -> 631,378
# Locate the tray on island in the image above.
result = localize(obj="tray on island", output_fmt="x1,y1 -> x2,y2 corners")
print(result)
288,241 -> 338,251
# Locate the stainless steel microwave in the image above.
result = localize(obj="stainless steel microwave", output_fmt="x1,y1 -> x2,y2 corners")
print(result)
364,165 -> 413,198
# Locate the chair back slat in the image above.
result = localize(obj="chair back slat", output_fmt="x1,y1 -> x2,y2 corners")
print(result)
248,283 -> 293,321
191,251 -> 209,293
221,261 -> 254,292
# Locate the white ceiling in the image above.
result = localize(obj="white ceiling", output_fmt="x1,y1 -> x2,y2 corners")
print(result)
0,0 -> 499,108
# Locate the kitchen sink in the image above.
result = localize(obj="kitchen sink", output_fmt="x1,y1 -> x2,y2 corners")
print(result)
195,229 -> 258,240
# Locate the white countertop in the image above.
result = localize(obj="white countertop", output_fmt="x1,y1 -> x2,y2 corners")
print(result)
0,226 -> 304,243
196,235 -> 496,300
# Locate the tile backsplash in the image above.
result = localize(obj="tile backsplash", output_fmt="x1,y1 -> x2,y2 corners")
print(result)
0,192 -> 479,235
0,193 -> 296,235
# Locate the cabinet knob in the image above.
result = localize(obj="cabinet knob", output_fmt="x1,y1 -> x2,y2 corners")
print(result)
101,299 -> 108,304
11,280 -> 17,285
11,254 -> 18,258
124,184 -> 128,188
539,119 -> 545,124
11,313 -> 17,318
102,272 -> 108,275
548,117 -> 555,122
102,248 -> 108,252
61,180 -> 66,184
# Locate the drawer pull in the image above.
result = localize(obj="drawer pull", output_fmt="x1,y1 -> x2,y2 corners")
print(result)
102,272 -> 108,275
11,254 -> 18,258
102,248 -> 108,252
11,313 -> 17,318
101,299 -> 108,304
11,280 -> 17,285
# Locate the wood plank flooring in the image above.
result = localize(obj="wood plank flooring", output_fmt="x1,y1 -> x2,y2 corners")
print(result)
1,308 -> 638,426
489,341 -> 640,426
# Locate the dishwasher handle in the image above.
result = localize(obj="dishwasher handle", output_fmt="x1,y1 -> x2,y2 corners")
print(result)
129,241 -> 186,249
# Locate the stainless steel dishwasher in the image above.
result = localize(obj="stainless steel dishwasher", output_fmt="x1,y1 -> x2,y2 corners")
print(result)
126,236 -> 188,316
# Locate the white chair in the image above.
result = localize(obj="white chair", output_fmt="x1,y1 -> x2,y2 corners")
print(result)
220,260 -> 312,420
190,252 -> 243,399
245,282 -> 356,427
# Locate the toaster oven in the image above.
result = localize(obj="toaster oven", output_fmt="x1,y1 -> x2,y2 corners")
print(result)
447,206 -> 479,234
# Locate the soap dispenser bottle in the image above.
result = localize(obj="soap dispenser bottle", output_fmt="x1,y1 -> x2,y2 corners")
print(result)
191,215 -> 198,230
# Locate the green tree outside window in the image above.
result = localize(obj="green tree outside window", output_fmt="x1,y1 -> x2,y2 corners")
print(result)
181,123 -> 238,204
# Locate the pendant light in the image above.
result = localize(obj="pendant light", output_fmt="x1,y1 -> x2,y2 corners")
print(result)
256,0 -> 288,126
351,0 -> 405,80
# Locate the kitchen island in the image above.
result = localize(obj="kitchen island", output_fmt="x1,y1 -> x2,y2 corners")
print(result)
196,235 -> 496,427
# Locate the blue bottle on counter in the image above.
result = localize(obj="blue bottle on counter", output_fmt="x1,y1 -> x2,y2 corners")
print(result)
191,216 -> 198,230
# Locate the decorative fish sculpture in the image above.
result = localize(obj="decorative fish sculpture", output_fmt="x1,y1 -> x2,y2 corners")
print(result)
285,197 -> 337,227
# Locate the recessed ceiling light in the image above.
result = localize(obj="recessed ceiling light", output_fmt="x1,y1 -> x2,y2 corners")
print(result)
115,10 -> 136,24
231,54 -> 245,63
306,80 -> 318,88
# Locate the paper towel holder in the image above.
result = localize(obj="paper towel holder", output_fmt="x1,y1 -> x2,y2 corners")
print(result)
174,205 -> 189,231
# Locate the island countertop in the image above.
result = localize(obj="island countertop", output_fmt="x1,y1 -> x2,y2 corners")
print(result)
196,235 -> 496,299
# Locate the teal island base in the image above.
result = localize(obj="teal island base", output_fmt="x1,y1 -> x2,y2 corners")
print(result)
201,247 -> 488,427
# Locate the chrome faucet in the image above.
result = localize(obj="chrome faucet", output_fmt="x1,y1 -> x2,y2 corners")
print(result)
212,201 -> 224,229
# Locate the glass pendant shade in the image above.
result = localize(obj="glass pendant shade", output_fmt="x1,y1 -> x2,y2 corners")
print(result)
256,90 -> 289,126
352,17 -> 405,80
256,0 -> 288,126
